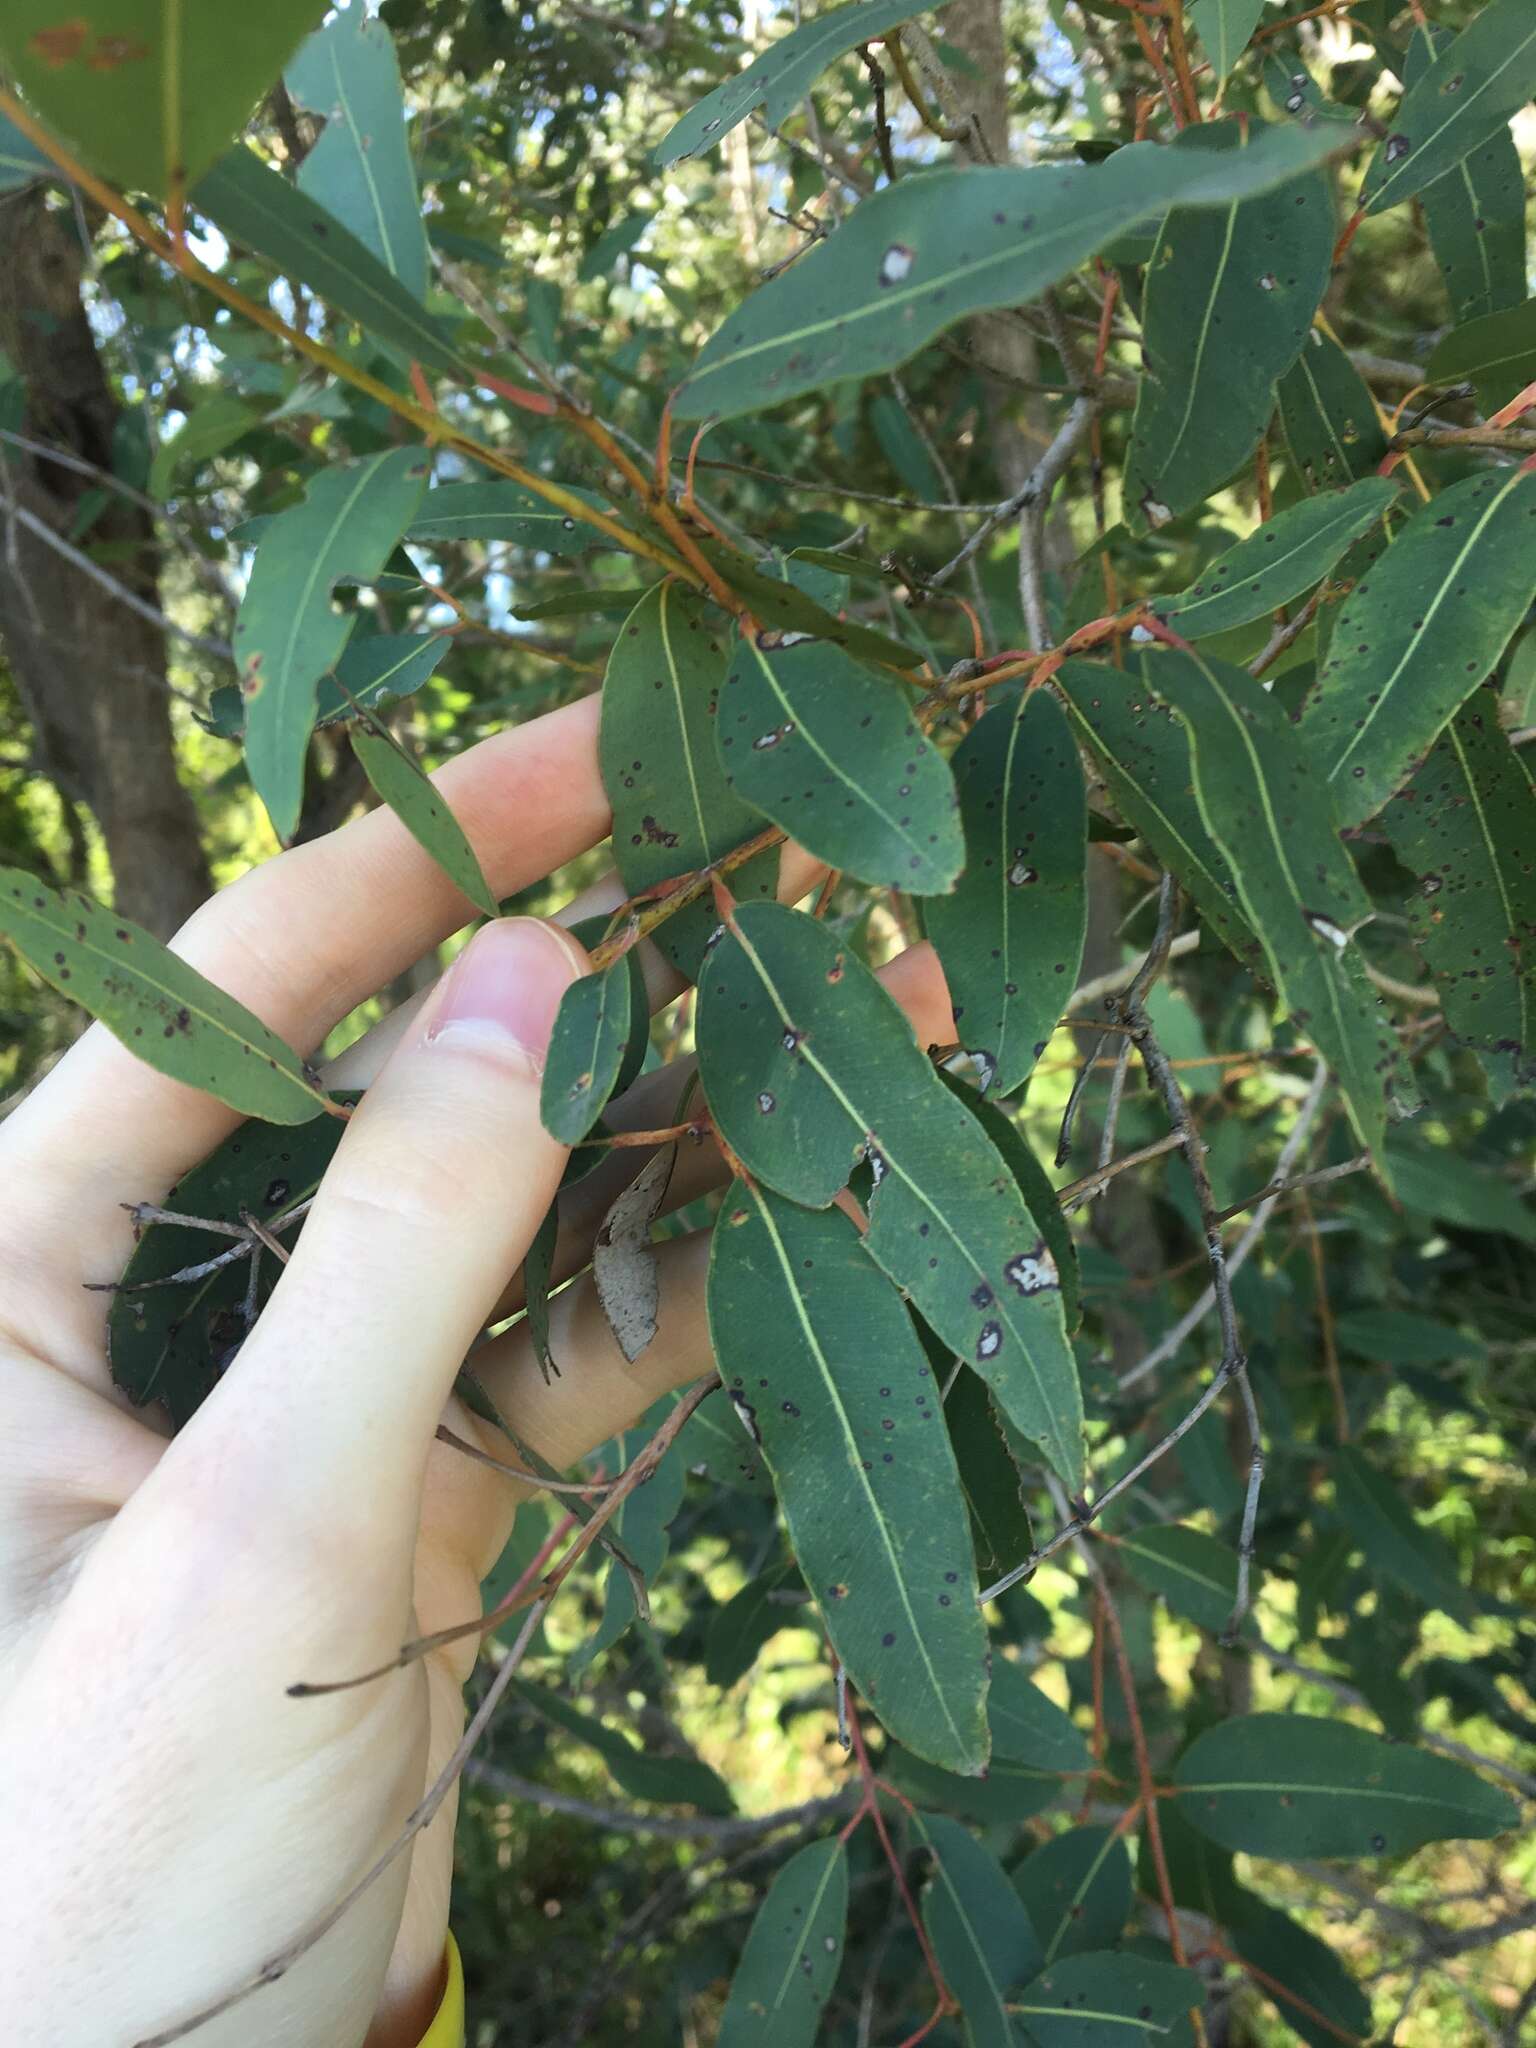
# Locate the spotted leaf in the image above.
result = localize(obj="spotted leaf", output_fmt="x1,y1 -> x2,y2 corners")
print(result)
715,635 -> 963,895
696,902 -> 1085,1487
1361,0 -> 1536,218
707,1185 -> 989,1773
914,1811 -> 1043,2047
1276,330 -> 1388,493
1296,468 -> 1536,828
716,1839 -> 848,2048
1406,25 -> 1529,328
600,583 -> 778,977
925,692 -> 1087,1098
1125,126 -> 1333,531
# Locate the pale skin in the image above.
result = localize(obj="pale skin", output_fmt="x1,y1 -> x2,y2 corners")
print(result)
0,695 -> 954,2048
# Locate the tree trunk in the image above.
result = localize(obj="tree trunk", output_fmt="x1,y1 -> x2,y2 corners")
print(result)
0,186 -> 211,938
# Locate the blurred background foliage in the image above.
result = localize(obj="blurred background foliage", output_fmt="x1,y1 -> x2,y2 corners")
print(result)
0,2 -> 1532,2043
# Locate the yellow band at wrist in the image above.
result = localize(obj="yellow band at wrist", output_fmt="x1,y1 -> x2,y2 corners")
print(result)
418,1931 -> 465,2048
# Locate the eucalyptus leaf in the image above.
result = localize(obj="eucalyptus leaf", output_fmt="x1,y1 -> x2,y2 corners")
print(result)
1013,1826 -> 1134,1963
708,1184 -> 989,1773
915,1810 -> 1044,2047
406,481 -> 609,553
1277,330 -> 1388,492
349,726 -> 498,919
1406,26 -> 1529,328
1012,1952 -> 1204,2046
717,1839 -> 848,2048
1425,300 -> 1536,414
0,869 -> 328,1124
1361,0 -> 1536,217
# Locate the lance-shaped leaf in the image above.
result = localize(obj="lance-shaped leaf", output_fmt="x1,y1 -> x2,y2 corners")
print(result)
697,903 -> 1085,1487
716,636 -> 963,895
406,481 -> 608,554
1361,0 -> 1536,218
1332,1445 -> 1472,1619
1055,660 -> 1261,972
1013,1826 -> 1134,1963
1013,1952 -> 1204,2046
1139,648 -> 1399,1161
1125,129 -> 1333,530
1426,301 -> 1536,416
237,446 -> 430,839
516,1677 -> 733,1812
149,395 -> 265,500
1116,1523 -> 1242,1636
1277,330 -> 1388,492
915,1810 -> 1043,2046
942,1076 -> 1081,1332
0,1 -> 326,199
673,120 -> 1351,423
1297,467 -> 1536,828
1381,701 -> 1536,1091
704,1562 -> 802,1689
655,0 -> 952,165
1406,26 -> 1528,328
1173,1713 -> 1518,1857
317,632 -> 453,727
522,1202 -> 559,1384
572,1386 -> 687,1661
601,584 -> 778,977
945,1365 -> 1035,1582
1,869 -> 328,1125
1187,0 -> 1268,86
286,4 -> 428,298
695,536 -> 922,669
541,953 -> 645,1147
892,1660 -> 1094,1823
1223,1897 -> 1372,2048
107,1103 -> 351,1422
192,146 -> 462,376
349,727 -> 498,919
708,1185 -> 989,1773
1151,479 -> 1398,640
925,693 -> 1087,1097
717,1839 -> 848,2048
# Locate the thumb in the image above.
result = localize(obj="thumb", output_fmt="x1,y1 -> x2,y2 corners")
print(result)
172,916 -> 587,1554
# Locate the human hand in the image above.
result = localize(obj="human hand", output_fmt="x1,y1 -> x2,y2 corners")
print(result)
0,694 -> 955,2048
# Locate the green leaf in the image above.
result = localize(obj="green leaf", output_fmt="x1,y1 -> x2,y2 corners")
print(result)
1172,1713 -> 1519,1857
191,146 -> 462,376
0,868 -> 328,1124
707,1184 -> 989,1773
656,0 -> 952,165
0,1 -> 326,198
1151,479 -> 1398,639
673,120 -> 1352,423
697,903 -> 1085,1487
1296,468 -> 1536,828
704,1564 -> 801,1689
1055,661 -> 1262,973
1223,1896 -> 1372,2048
148,394 -> 264,499
925,693 -> 1087,1097
1332,1445 -> 1470,1618
574,1393 -> 688,1663
945,1364 -> 1035,1582
697,537 -> 924,669
1381,701 -> 1536,1090
1277,331 -> 1388,492
600,584 -> 778,978
941,1077 -> 1081,1333
286,4 -> 428,298
522,1202 -> 559,1384
316,631 -> 453,727
717,1839 -> 848,2048
406,481 -> 608,554
893,1661 -> 1093,1824
1383,1135 -> 1536,1245
1013,1826 -> 1133,1964
1116,1524 -> 1241,1636
1407,27 -> 1529,328
1138,647 -> 1399,1162
516,1679 -> 734,1814
1012,1952 -> 1203,2046
915,1810 -> 1043,2045
1426,300 -> 1536,415
1361,0 -> 1536,218
716,635 -> 963,894
349,727 -> 497,920
1187,0 -> 1268,85
1334,1309 -> 1485,1368
107,1103 -> 351,1421
511,587 -> 654,621
237,446 -> 430,840
540,954 -> 643,1146
1125,130 -> 1333,530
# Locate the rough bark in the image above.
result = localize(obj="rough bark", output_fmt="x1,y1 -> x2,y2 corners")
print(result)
0,186 -> 211,938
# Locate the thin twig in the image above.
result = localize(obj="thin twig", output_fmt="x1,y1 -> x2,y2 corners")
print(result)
927,396 -> 1097,597
464,1763 -> 853,1841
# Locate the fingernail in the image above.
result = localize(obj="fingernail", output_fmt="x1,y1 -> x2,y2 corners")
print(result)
426,918 -> 580,1068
